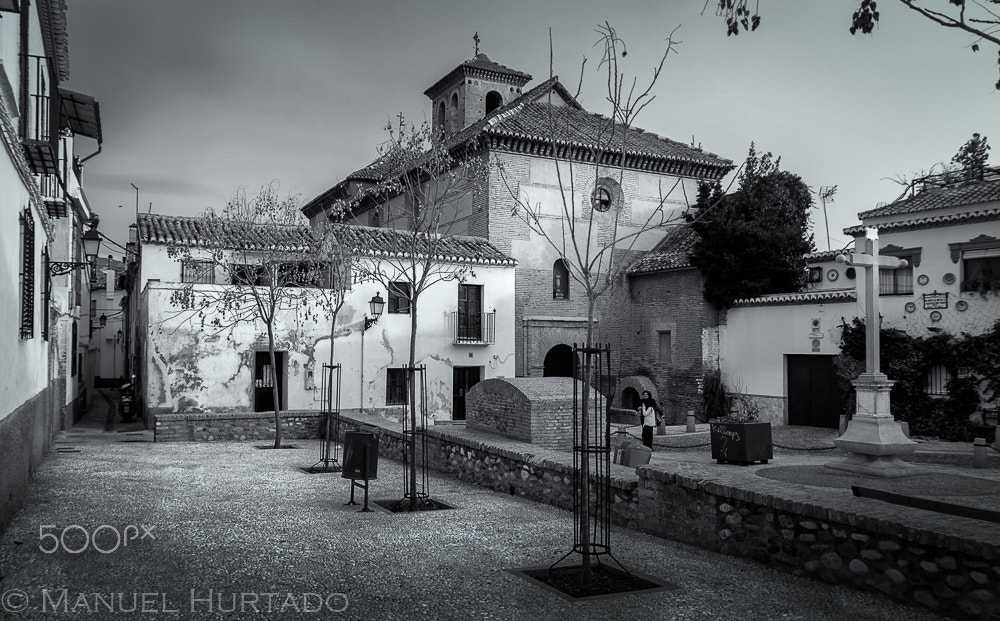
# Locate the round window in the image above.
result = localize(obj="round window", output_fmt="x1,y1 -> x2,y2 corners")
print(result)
591,187 -> 612,212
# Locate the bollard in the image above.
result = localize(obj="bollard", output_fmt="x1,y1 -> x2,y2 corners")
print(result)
686,410 -> 696,433
974,437 -> 988,469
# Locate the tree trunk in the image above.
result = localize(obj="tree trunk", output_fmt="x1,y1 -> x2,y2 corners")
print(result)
408,296 -> 418,510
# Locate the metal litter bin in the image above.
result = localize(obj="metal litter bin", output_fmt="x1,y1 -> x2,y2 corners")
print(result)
342,431 -> 378,480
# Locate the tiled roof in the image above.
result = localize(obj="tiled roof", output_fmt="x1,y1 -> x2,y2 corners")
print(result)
732,289 -> 856,307
424,53 -> 532,97
627,226 -> 698,274
329,224 -> 516,266
139,214 -> 514,266
139,214 -> 314,251
844,205 -> 1000,237
858,167 -> 1000,220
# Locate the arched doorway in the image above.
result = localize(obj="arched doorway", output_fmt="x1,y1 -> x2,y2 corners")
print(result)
543,344 -> 576,378
621,387 -> 640,410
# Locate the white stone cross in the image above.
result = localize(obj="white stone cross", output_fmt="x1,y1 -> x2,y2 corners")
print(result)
838,228 -> 908,376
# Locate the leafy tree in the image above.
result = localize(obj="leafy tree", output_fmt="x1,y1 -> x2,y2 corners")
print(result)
707,0 -> 1000,90
167,184 -> 337,448
952,132 -> 991,180
686,144 -> 815,308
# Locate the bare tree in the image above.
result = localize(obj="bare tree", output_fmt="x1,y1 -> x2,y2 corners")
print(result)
495,23 -> 732,586
708,0 -> 1000,90
167,183 -> 337,448
326,118 -> 488,509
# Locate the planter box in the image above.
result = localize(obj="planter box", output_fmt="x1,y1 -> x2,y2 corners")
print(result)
710,421 -> 773,465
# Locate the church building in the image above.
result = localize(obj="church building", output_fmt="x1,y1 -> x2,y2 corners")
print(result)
303,50 -> 733,420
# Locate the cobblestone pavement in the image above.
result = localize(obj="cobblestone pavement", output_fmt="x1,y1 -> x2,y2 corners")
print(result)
0,395 -> 959,620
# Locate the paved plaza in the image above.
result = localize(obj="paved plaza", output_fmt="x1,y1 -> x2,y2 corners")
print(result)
2,395 -> 990,620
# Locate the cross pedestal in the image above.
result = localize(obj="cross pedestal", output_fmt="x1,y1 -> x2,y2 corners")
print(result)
825,228 -> 921,478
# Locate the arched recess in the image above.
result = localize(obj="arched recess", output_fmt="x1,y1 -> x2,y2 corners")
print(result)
485,90 -> 503,114
553,259 -> 569,299
449,92 -> 459,132
543,344 -> 577,378
436,101 -> 446,135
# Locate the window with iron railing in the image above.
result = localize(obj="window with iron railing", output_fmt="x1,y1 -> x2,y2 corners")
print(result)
19,208 -> 35,339
925,365 -> 950,397
182,260 -> 216,284
385,368 -> 408,405
451,283 -> 495,344
26,55 -> 51,143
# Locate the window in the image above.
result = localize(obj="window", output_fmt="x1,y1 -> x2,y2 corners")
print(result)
181,260 -> 215,284
925,365 -> 950,397
457,284 -> 482,341
19,208 -> 35,339
385,368 -> 408,405
962,249 -> 1000,293
485,91 -> 503,114
231,264 -> 266,286
388,282 -> 410,314
590,177 -> 621,213
553,259 -> 569,299
275,262 -> 330,288
879,256 -> 913,295
658,331 -> 672,364
369,208 -> 380,227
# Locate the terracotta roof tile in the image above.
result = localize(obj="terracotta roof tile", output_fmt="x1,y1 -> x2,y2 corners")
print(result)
627,226 -> 698,274
139,214 -> 514,266
858,167 -> 1000,220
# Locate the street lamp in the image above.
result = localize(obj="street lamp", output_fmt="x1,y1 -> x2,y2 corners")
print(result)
48,228 -> 102,276
365,293 -> 385,330
359,292 -> 384,415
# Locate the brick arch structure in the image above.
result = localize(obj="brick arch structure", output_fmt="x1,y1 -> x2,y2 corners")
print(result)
616,375 -> 658,410
466,377 -> 603,450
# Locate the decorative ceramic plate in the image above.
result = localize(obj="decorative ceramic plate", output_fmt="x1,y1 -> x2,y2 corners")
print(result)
943,273 -> 956,285
917,274 -> 929,285
930,310 -> 942,322
826,269 -> 838,282
905,302 -> 917,313
956,300 -> 968,312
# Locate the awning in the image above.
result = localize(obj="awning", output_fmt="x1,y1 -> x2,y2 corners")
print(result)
59,88 -> 102,143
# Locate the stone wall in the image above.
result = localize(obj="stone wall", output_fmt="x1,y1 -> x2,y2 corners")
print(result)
154,411 -> 322,442
331,411 -> 1000,620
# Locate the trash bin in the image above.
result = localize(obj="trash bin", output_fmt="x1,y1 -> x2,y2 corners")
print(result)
342,431 -> 378,479
620,443 -> 652,467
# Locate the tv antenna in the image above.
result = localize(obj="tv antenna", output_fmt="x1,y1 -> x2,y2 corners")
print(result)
818,185 -> 838,251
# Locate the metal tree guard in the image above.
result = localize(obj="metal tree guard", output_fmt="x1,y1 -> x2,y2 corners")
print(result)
392,364 -> 431,511
550,343 -> 634,586
308,364 -> 342,473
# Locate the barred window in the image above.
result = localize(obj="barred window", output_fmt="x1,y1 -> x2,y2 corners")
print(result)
181,260 -> 215,284
20,208 -> 35,339
925,365 -> 949,397
385,368 -> 408,405
879,256 -> 913,295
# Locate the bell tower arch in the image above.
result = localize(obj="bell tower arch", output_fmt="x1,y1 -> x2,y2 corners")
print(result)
424,48 -> 532,139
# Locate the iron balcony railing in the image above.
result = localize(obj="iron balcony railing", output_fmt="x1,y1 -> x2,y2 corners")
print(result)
448,310 -> 495,345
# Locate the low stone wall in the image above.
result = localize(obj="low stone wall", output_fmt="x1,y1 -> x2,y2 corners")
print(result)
633,469 -> 1000,619
331,411 -> 999,619
154,411 -> 322,442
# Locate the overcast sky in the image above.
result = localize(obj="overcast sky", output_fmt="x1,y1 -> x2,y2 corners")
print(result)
63,1 -> 999,258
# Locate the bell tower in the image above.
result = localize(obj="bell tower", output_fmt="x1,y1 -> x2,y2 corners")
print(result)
424,36 -> 532,139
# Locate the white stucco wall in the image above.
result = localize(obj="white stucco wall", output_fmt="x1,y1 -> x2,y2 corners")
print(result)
139,243 -> 516,421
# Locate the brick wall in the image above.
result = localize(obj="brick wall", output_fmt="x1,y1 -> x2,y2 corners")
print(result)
466,377 -> 603,450
603,267 -> 719,423
154,411 -> 322,442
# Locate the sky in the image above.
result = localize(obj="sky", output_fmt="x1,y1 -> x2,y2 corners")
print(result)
62,1 -> 1000,258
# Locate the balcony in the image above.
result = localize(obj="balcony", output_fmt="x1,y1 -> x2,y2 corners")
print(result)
448,310 -> 495,345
